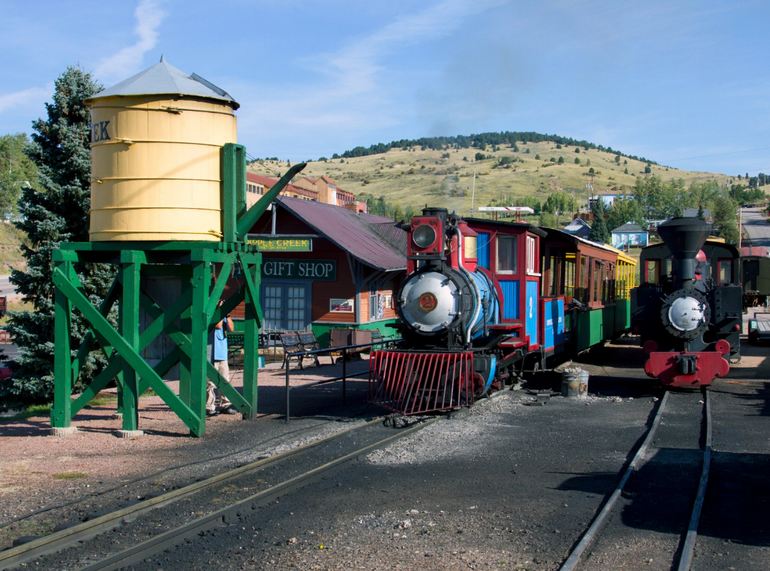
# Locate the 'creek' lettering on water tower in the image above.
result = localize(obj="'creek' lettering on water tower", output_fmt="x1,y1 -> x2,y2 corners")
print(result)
262,259 -> 336,281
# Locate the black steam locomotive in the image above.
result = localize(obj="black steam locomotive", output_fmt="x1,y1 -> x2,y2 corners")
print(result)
632,217 -> 742,387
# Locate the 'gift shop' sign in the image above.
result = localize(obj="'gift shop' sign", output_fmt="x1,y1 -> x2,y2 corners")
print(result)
262,259 -> 336,281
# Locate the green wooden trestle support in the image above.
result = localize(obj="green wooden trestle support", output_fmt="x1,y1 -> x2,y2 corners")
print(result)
50,143 -> 305,437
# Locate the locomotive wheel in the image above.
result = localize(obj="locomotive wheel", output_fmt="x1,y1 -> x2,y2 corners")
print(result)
473,372 -> 488,397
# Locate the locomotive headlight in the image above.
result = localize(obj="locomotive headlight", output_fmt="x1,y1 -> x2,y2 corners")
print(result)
412,224 -> 436,249
418,292 -> 438,312
667,296 -> 706,332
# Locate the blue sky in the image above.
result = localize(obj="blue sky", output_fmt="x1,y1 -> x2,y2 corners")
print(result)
1,0 -> 769,175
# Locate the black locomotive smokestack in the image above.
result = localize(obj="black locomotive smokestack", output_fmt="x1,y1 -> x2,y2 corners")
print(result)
657,217 -> 710,288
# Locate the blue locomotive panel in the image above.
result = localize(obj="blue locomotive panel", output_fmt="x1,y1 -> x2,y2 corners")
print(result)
543,298 -> 565,349
525,280 -> 539,345
500,280 -> 519,319
477,232 -> 490,269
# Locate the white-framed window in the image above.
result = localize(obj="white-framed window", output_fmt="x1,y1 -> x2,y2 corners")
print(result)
247,182 -> 264,195
496,235 -> 517,274
526,235 -> 539,275
369,286 -> 384,320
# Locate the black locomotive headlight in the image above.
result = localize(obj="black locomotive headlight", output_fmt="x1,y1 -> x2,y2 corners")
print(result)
412,224 -> 436,249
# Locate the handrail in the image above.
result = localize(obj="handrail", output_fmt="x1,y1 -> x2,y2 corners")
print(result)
284,337 -> 401,360
282,338 -> 401,422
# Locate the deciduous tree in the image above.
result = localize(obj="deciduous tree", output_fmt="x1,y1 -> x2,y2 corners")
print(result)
0,134 -> 37,220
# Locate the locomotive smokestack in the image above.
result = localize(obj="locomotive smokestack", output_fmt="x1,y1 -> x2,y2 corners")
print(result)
657,217 -> 710,288
422,207 -> 448,224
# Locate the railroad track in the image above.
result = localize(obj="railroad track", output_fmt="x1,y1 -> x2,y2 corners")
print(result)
560,390 -> 712,571
0,416 -> 434,570
0,412 -> 336,533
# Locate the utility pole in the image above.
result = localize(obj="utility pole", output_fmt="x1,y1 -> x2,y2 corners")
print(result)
471,168 -> 477,214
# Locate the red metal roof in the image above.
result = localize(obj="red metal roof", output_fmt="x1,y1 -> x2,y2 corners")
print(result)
277,197 -> 406,271
741,246 -> 770,258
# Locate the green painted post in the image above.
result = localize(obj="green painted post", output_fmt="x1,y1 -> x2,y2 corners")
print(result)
242,256 -> 259,418
52,268 -> 200,433
221,144 -> 239,243
179,352 -> 192,406
115,370 -> 125,417
51,257 -> 74,429
119,251 -> 143,432
235,144 -> 247,219
190,253 -> 211,436
178,277 -> 193,406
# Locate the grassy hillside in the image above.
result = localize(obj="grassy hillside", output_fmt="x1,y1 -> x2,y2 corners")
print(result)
0,222 -> 26,274
251,140 -> 736,216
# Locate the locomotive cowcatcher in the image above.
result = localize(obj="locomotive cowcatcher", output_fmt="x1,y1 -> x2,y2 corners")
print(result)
632,217 -> 742,387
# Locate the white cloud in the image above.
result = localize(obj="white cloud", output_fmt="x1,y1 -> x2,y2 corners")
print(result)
309,0 -> 507,96
236,0 -> 508,156
0,85 -> 50,114
94,0 -> 165,84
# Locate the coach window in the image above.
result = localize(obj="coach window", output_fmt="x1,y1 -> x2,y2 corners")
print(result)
526,236 -> 537,275
549,255 -> 563,296
579,255 -> 590,303
645,260 -> 658,284
463,235 -> 478,260
662,258 -> 672,282
564,256 -> 575,298
718,259 -> 732,285
496,235 -> 518,274
606,263 -> 615,301
542,256 -> 552,296
592,260 -> 602,303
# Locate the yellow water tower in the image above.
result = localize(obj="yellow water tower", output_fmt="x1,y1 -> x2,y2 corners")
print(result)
86,58 -> 239,241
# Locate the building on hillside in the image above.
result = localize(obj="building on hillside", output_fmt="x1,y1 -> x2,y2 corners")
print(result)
611,222 -> 649,249
588,193 -> 630,209
564,217 -> 591,238
248,171 -> 366,212
246,172 -> 317,205
234,196 -> 405,346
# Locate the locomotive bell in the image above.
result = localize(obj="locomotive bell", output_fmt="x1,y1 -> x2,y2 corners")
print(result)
657,217 -> 710,288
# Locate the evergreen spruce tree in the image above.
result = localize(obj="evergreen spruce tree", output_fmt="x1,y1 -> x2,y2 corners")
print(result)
588,198 -> 610,244
4,67 -> 113,403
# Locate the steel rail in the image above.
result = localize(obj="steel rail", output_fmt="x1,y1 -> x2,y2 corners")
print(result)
677,389 -> 712,571
81,417 -> 436,571
560,390 -> 712,571
0,417 -> 383,569
559,391 -> 670,571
